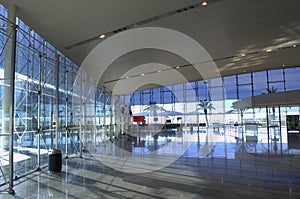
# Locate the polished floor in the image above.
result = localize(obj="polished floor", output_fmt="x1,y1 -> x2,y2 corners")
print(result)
1,130 -> 300,199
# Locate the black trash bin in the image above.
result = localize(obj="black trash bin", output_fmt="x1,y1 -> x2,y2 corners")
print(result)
48,149 -> 62,172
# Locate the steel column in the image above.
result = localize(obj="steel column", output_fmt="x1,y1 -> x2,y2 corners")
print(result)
55,54 -> 60,149
94,85 -> 97,149
37,54 -> 43,170
79,72 -> 83,158
65,60 -> 69,158
266,107 -> 270,155
2,3 -> 17,195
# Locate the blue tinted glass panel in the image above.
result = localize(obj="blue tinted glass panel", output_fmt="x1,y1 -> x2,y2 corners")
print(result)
285,67 -> 300,90
196,81 -> 208,100
253,71 -> 267,96
189,82 -> 197,89
0,5 -> 7,18
185,89 -> 197,102
173,85 -> 184,102
131,92 -> 140,105
152,88 -> 160,103
224,76 -> 237,99
210,78 -> 223,87
238,85 -> 252,99
269,82 -> 284,92
238,73 -> 251,85
198,81 -> 208,90
210,87 -> 224,101
197,89 -> 207,100
171,91 -> 179,103
142,93 -> 150,105
268,69 -> 283,82
173,84 -> 183,91
163,91 -> 172,104
129,94 -> 135,105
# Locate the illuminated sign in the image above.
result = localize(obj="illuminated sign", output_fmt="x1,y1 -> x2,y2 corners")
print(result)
133,116 -> 145,123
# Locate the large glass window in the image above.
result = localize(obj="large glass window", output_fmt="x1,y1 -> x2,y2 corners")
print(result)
253,71 -> 267,96
142,90 -> 150,105
163,90 -> 173,104
237,73 -> 251,85
268,69 -> 284,82
238,84 -> 252,99
131,92 -> 140,105
285,67 -> 300,91
173,84 -> 184,103
196,81 -> 208,100
224,76 -> 237,99
269,82 -> 285,92
152,88 -> 161,103
0,5 -> 112,186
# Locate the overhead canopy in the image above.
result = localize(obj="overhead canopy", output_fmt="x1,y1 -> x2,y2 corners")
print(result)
232,90 -> 300,109
0,0 -> 300,94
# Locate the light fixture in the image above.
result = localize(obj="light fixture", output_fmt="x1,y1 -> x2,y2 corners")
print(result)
241,53 -> 246,57
266,49 -> 272,52
140,73 -> 145,76
176,66 -> 180,69
99,34 -> 106,39
293,44 -> 297,48
157,70 -> 161,73
201,1 -> 208,6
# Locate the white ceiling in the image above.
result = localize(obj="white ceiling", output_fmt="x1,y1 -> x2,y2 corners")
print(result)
1,0 -> 300,95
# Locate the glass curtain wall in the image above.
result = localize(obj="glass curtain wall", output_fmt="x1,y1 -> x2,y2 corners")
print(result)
0,6 -> 112,186
123,67 -> 300,123
124,67 -> 300,122
116,67 -> 300,153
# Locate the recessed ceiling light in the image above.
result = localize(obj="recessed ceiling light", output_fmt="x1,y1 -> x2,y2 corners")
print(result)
241,53 -> 246,57
266,49 -> 272,52
99,34 -> 106,39
201,1 -> 208,6
157,70 -> 161,73
282,64 -> 285,67
176,66 -> 180,69
293,44 -> 297,48
140,73 -> 145,76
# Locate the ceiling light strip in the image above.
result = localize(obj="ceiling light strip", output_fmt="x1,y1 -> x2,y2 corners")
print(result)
64,0 -> 221,49
102,43 -> 299,85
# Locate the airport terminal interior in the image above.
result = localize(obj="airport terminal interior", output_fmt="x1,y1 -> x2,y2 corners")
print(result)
0,0 -> 300,198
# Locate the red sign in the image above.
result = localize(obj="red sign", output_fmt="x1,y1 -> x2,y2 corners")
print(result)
133,116 -> 145,122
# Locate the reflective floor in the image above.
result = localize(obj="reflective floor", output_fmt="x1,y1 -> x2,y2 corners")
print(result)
1,129 -> 300,199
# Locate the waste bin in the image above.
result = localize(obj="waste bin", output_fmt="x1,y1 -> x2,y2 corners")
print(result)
48,149 -> 62,172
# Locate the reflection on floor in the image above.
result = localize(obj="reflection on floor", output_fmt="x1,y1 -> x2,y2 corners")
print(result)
1,129 -> 300,198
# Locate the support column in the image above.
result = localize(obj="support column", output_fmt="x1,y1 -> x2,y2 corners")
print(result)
55,54 -> 60,149
266,107 -> 270,155
79,72 -> 83,158
110,94 -> 113,140
278,106 -> 282,155
37,54 -> 43,170
103,92 -> 106,143
65,63 -> 69,158
94,84 -> 97,150
1,3 -> 17,195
